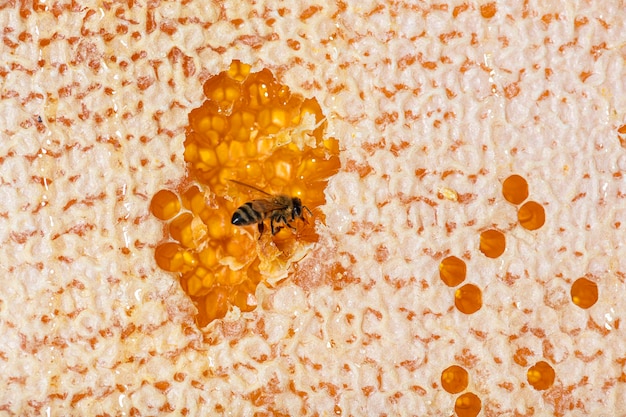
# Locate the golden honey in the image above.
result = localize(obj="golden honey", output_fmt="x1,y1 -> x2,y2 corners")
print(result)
441,365 -> 469,394
502,174 -> 529,205
517,201 -> 546,231
150,190 -> 181,220
479,229 -> 506,258
454,284 -> 483,315
439,256 -> 467,287
151,61 -> 340,326
454,392 -> 482,417
527,361 -> 556,390
571,278 -> 598,309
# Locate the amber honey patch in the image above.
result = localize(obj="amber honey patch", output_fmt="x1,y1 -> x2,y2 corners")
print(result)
439,256 -> 467,287
479,229 -> 506,258
150,190 -> 182,220
441,365 -> 469,394
570,277 -> 599,309
502,174 -> 529,205
454,284 -> 483,314
527,361 -> 556,390
518,201 -> 545,230
455,392 -> 482,417
151,61 -> 340,326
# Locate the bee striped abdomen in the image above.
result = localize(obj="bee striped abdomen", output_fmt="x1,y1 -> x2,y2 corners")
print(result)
231,202 -> 263,226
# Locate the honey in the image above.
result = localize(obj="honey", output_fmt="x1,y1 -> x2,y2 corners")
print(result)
150,190 -> 181,220
439,256 -> 467,287
479,229 -> 506,258
517,201 -> 546,231
570,278 -> 598,309
454,392 -> 482,417
502,174 -> 528,205
150,61 -> 340,326
527,361 -> 556,390
454,284 -> 483,314
441,365 -> 469,394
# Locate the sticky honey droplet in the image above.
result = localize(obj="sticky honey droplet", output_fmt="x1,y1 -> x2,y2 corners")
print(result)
439,256 -> 467,287
454,392 -> 482,417
150,189 -> 181,220
527,361 -> 556,390
517,201 -> 545,230
455,284 -> 483,314
441,365 -> 469,394
479,229 -> 506,258
571,277 -> 598,309
502,174 -> 529,205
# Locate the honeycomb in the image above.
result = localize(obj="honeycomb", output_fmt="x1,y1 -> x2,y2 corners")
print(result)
150,61 -> 340,327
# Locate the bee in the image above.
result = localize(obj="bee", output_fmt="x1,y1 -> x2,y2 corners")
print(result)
229,180 -> 312,237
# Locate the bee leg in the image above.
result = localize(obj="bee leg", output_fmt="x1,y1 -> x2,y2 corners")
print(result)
271,217 -> 287,235
257,222 -> 265,239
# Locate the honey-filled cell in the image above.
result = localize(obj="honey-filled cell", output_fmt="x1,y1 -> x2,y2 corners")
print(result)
570,278 -> 598,309
517,201 -> 545,230
502,174 -> 528,205
479,229 -> 506,258
454,392 -> 482,417
231,279 -> 258,312
441,365 -> 469,394
203,286 -> 231,323
181,186 -> 206,214
169,213 -> 196,248
155,242 -> 187,273
527,361 -> 556,390
439,256 -> 466,287
202,73 -> 242,115
150,189 -> 181,221
454,284 -> 482,314
226,59 -> 251,81
151,60 -> 340,327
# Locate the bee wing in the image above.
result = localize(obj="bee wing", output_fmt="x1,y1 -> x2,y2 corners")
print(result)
250,198 -> 291,212
228,179 -> 273,198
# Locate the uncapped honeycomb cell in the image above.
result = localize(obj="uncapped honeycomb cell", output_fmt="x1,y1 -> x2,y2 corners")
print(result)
571,277 -> 599,309
527,361 -> 556,390
517,201 -> 545,230
454,392 -> 482,417
479,229 -> 506,258
502,174 -> 529,205
454,284 -> 483,314
150,189 -> 181,220
152,61 -> 340,327
441,365 -> 469,394
439,256 -> 467,287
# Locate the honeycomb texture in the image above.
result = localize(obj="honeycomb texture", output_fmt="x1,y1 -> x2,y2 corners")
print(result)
151,61 -> 339,326
1,1 -> 626,416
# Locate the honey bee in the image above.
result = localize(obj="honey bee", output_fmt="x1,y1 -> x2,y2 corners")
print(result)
229,180 -> 312,237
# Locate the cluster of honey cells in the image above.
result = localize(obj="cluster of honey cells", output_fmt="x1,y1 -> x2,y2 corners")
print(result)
150,61 -> 340,327
438,174 -> 599,415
